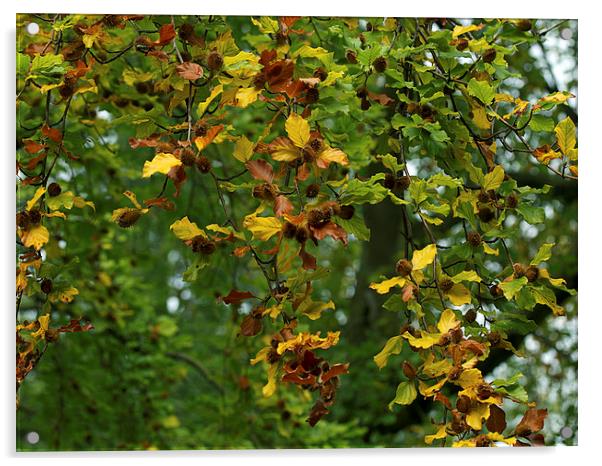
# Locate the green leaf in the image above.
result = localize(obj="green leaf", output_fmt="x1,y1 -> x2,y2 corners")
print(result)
336,215 -> 370,241
338,174 -> 389,205
516,203 -> 545,224
182,256 -> 210,282
528,115 -> 554,132
155,316 -> 178,337
378,154 -> 405,174
383,294 -> 405,312
498,277 -> 528,300
467,78 -> 495,105
530,286 -> 565,316
493,372 -> 523,388
374,335 -> 404,369
388,381 -> 417,410
554,117 -> 576,155
482,165 -> 505,191
531,243 -> 554,265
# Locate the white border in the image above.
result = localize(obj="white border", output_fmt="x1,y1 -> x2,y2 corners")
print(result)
2,1 -> 598,465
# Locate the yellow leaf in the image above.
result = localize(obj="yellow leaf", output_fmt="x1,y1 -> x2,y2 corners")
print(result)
299,299 -> 335,320
161,415 -> 181,429
235,87 -> 262,108
142,153 -> 182,178
223,51 -> 259,67
198,84 -> 223,115
262,305 -> 282,319
170,217 -> 207,241
374,335 -> 404,369
243,213 -> 282,241
451,270 -> 481,283
402,331 -> 441,349
285,113 -> 310,148
250,346 -> 270,365
452,23 -> 484,38
318,147 -> 349,166
262,363 -> 278,397
26,186 -> 46,211
72,196 -> 95,210
554,117 -> 576,155
251,17 -> 280,34
425,425 -> 448,445
466,403 -> 490,430
540,91 -> 574,105
388,381 -> 417,410
322,71 -> 345,87
233,136 -> 255,162
44,211 -> 66,219
411,244 -> 437,270
446,283 -> 472,306
123,190 -> 142,208
205,223 -> 244,240
369,276 -> 406,294
482,165 -> 504,191
292,45 -> 330,59
455,368 -> 483,388
437,309 -> 460,333
21,224 -> 49,250
272,147 -> 300,162
472,106 -> 491,130
50,286 -> 79,304
482,243 -> 499,255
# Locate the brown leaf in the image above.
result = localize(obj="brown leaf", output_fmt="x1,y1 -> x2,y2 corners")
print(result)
129,135 -> 161,149
307,400 -> 330,427
42,124 -> 63,143
299,245 -> 317,270
264,59 -> 294,92
240,314 -> 262,336
167,164 -> 187,197
154,24 -> 176,46
310,222 -> 348,245
515,408 -> 547,437
486,404 -> 507,434
57,319 -> 94,333
144,197 -> 175,210
322,363 -> 349,383
232,246 -> 250,257
246,159 -> 274,183
274,195 -> 293,217
176,62 -> 204,80
221,289 -> 255,305
26,152 -> 48,170
23,140 -> 46,154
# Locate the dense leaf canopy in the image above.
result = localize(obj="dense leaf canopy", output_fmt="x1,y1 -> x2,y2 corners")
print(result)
16,14 -> 577,450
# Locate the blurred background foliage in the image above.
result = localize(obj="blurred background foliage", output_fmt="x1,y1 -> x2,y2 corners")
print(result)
16,15 -> 577,450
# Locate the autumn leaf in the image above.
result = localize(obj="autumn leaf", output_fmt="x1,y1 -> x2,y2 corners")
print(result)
515,408 -> 547,437
274,195 -> 294,217
482,165 -> 504,191
142,153 -> 182,178
388,381 -> 417,410
220,289 -> 256,305
437,309 -> 460,333
285,113 -> 310,148
20,224 -> 49,250
268,137 -> 299,162
233,136 -> 255,162
370,277 -> 406,294
316,147 -> 349,168
243,213 -> 282,241
374,335 -> 404,369
245,159 -> 273,183
411,244 -> 437,270
176,62 -> 204,80
170,217 -> 207,241
554,117 -> 576,155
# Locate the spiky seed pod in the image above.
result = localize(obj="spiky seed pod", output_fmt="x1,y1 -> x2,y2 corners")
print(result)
397,175 -> 411,191
191,235 -> 216,255
516,19 -> 532,31
309,138 -> 323,153
450,327 -> 464,344
346,50 -> 358,64
448,365 -> 462,380
16,211 -> 30,229
477,206 -> 495,223
356,86 -> 368,99
464,308 -> 477,323
40,278 -> 53,294
487,331 -> 501,347
395,259 -> 413,277
438,333 -> 452,346
513,263 -> 527,278
305,183 -> 320,198
282,222 -> 297,239
506,193 -> 518,209
301,148 -> 315,164
47,182 -> 62,197
360,97 -> 371,111
456,395 -> 471,413
305,87 -> 319,103
526,265 -> 540,282
196,156 -> 211,173
402,361 -> 417,380
207,51 -> 224,71
475,435 -> 492,448
439,278 -> 454,293
450,410 -> 468,434
307,208 -> 330,229
178,23 -> 195,41
59,83 -> 75,99
253,73 -> 267,89
313,67 -> 328,81
383,173 -> 396,190
478,190 -> 491,203
366,22 -> 373,32
337,205 -> 355,220
295,225 -> 309,243
467,231 -> 482,247
117,209 -> 142,228
195,123 -> 208,137
180,149 -> 196,167
372,56 -> 387,73
267,348 -> 281,364
135,81 -> 150,94
477,383 -> 495,400
252,184 -> 265,200
482,48 -> 497,63
28,209 -> 42,225
455,38 -> 469,51
489,284 -> 503,297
